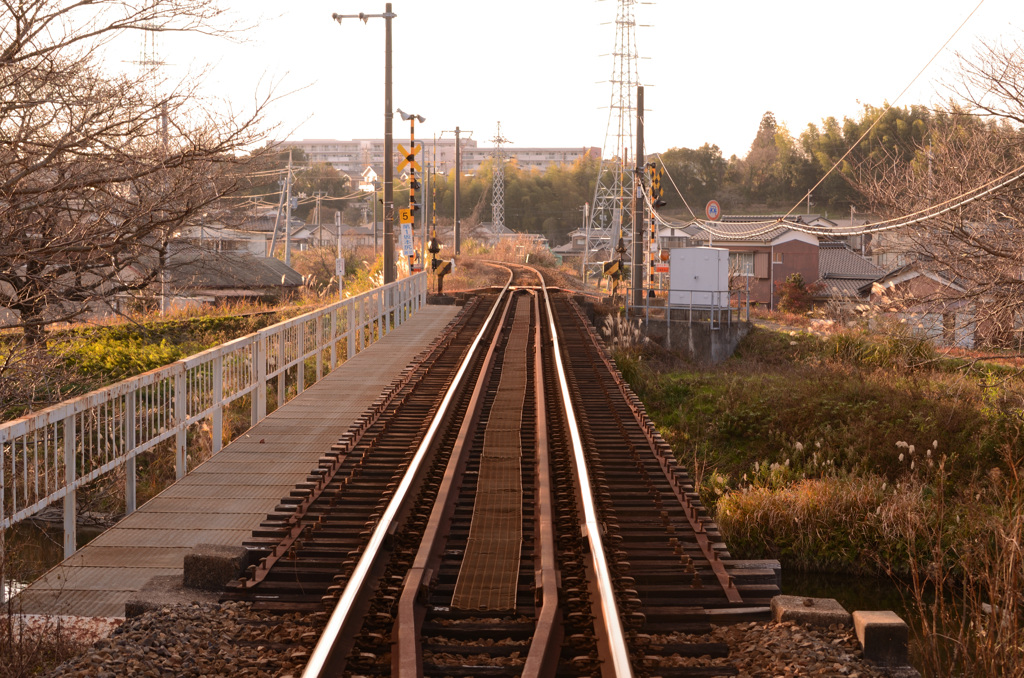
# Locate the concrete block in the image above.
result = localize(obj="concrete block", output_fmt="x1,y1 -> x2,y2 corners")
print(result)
771,595 -> 852,627
183,543 -> 248,591
854,610 -> 909,666
124,575 -> 218,618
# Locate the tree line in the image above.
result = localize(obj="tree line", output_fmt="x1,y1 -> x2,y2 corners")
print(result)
388,102 -> 939,248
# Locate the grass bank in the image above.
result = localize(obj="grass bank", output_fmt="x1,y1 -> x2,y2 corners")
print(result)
615,320 -> 1024,676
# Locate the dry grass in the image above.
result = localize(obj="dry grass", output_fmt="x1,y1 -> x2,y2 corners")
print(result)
0,616 -> 86,678
717,447 -> 1024,676
614,317 -> 1024,676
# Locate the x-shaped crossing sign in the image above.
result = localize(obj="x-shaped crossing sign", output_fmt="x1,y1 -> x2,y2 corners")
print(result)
397,143 -> 422,172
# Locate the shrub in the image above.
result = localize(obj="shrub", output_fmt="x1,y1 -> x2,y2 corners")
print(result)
774,273 -> 821,314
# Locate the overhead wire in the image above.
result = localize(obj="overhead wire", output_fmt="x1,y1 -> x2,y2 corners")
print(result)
636,2 -> 1002,243
646,159 -> 1024,241
780,0 -> 987,220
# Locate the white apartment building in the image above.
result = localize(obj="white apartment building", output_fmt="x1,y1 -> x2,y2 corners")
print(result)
285,138 -> 600,179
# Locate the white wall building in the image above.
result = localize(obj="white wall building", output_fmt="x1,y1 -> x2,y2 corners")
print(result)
284,138 -> 600,179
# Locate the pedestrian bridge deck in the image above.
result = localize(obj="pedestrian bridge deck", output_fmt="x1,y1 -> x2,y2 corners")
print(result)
15,305 -> 461,618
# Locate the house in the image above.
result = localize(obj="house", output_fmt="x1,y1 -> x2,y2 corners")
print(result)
358,167 -> 379,193
812,241 -> 885,307
864,262 -> 977,348
552,228 -> 587,266
681,215 -> 821,308
125,245 -> 304,311
175,223 -> 269,257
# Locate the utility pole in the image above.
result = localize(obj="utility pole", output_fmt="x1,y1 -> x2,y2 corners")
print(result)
422,162 -> 429,262
269,176 -> 286,257
285,149 -> 293,266
316,191 -> 322,247
454,127 -> 462,254
632,85 -> 644,307
383,4 -> 394,282
443,126 -> 473,255
332,3 -> 397,282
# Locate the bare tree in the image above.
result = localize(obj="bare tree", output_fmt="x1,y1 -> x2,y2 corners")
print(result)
852,39 -> 1024,351
0,0 -> 272,347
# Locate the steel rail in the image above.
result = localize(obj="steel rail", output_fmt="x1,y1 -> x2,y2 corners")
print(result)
521,288 -> 563,678
301,270 -> 514,678
393,285 -> 517,675
539,268 -> 636,677
567,301 -> 744,604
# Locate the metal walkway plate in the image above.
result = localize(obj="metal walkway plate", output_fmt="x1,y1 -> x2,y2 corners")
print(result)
15,305 -> 461,617
451,299 -> 529,611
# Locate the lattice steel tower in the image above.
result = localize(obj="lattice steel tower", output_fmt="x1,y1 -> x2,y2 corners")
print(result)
585,0 -> 641,274
134,1 -> 168,147
491,122 -> 510,231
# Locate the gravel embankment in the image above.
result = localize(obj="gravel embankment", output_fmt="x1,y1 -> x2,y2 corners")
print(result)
44,602 -> 918,677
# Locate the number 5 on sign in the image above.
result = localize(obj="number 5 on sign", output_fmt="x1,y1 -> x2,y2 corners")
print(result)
399,208 -> 413,224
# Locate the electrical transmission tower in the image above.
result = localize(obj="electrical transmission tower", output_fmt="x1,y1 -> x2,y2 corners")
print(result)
133,1 -> 168,148
585,0 -> 641,277
490,122 -> 511,231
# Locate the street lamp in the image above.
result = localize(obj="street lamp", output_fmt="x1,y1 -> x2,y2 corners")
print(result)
332,4 -> 397,284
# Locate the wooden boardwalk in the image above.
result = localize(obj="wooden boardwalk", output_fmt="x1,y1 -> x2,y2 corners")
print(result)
15,305 -> 461,618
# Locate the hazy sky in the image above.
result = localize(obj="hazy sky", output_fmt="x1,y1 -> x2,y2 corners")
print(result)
128,0 -> 1020,159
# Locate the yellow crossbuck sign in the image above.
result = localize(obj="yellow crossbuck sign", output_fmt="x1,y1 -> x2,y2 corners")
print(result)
397,143 -> 422,172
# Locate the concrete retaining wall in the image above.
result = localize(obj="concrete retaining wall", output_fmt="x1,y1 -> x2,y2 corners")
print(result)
639,318 -> 751,365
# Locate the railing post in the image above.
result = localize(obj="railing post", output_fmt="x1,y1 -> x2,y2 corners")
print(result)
255,336 -> 267,423
277,331 -> 286,409
348,302 -> 356,358
359,298 -> 366,352
212,355 -> 223,456
174,368 -> 187,480
330,308 -> 338,369
297,322 -> 305,395
315,315 -> 323,380
63,413 -> 76,558
126,391 -> 137,515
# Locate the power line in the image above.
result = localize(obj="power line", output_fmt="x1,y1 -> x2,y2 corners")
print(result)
648,160 -> 1024,239
780,0 -> 987,220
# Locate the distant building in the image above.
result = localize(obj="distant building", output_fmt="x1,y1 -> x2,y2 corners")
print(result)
812,241 -> 885,306
283,138 -> 600,180
681,215 -> 823,308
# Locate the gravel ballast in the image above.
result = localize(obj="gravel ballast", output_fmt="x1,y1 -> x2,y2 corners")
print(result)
43,601 -> 918,677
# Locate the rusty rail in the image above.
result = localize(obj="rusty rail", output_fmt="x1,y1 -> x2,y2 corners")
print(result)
301,270 -> 513,678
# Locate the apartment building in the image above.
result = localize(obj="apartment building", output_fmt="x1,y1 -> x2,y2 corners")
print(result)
285,138 -> 600,179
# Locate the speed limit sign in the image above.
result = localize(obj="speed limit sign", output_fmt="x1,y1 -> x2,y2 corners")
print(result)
705,200 -> 722,221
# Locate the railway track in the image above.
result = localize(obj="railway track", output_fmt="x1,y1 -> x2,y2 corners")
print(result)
224,265 -> 779,676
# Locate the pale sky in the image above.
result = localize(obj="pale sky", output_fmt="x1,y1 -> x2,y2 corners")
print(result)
118,0 -> 1021,159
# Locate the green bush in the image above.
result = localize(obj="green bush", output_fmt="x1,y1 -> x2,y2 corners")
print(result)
68,336 -> 186,380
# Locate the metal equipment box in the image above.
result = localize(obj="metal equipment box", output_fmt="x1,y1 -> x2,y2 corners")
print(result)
668,247 -> 729,308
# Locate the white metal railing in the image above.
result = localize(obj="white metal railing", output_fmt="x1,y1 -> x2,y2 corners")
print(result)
619,286 -> 751,327
0,273 -> 427,558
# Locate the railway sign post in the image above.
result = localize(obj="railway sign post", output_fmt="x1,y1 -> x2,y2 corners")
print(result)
396,143 -> 422,173
705,200 -> 722,221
